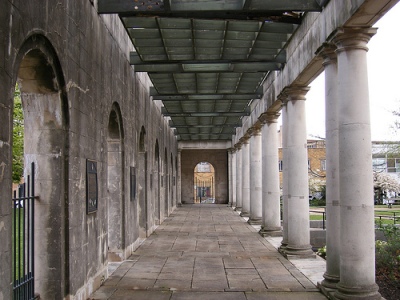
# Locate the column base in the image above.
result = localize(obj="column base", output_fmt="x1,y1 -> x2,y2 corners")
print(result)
177,203 -> 182,207
240,211 -> 250,217
278,242 -> 288,255
320,272 -> 340,290
234,206 -> 242,212
247,218 -> 262,225
283,245 -> 315,258
318,273 -> 340,299
259,226 -> 282,237
334,283 -> 381,300
318,282 -> 337,300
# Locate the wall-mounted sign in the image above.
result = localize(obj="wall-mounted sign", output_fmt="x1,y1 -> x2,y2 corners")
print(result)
86,160 -> 98,214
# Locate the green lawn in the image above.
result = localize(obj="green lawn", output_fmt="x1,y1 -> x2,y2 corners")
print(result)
12,207 -> 25,281
308,208 -> 400,225
310,214 -> 324,220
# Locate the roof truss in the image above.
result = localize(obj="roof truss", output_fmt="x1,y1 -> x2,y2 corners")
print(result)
98,0 -> 329,141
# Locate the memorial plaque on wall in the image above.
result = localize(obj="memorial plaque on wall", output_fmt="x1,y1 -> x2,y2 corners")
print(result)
130,167 -> 136,201
86,160 -> 98,214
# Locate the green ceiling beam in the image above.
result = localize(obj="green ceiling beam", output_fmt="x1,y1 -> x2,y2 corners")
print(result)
150,86 -> 263,97
134,62 -> 281,73
130,51 -> 286,65
161,108 -> 250,117
98,0 -> 324,16
169,122 -> 242,128
152,94 -> 262,101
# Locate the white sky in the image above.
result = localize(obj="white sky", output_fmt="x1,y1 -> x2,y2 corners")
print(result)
292,3 -> 400,141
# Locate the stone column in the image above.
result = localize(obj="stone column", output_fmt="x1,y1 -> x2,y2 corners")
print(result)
240,137 -> 250,217
279,97 -> 289,251
177,149 -> 182,207
232,149 -> 237,207
248,126 -> 263,225
259,112 -> 282,236
235,144 -> 243,211
332,27 -> 380,300
316,44 -> 341,292
284,86 -> 314,257
228,148 -> 233,207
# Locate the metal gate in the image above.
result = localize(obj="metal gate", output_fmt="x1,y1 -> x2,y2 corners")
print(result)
12,162 -> 35,299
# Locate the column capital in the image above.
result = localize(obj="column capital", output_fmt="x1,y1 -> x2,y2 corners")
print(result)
247,120 -> 263,137
259,111 -> 281,124
315,42 -> 337,67
247,122 -> 262,136
331,27 -> 377,53
227,147 -> 235,154
239,135 -> 250,144
282,85 -> 310,101
278,91 -> 289,106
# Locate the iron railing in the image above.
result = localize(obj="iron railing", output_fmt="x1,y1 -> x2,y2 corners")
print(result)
12,162 -> 35,300
309,209 -> 326,229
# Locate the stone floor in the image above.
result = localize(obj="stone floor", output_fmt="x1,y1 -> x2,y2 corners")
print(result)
89,204 -> 327,300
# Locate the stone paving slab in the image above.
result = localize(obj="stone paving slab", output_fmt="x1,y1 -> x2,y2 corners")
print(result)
89,204 -> 327,300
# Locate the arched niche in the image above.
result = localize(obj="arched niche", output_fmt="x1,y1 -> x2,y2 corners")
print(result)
14,34 -> 69,299
107,103 -> 125,261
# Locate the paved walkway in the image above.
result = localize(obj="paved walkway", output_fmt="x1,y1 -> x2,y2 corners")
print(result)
89,204 -> 327,300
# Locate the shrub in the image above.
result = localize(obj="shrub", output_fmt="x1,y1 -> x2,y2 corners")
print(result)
375,224 -> 400,282
317,245 -> 326,259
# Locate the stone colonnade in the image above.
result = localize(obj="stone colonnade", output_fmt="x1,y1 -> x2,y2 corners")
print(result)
230,27 -> 380,299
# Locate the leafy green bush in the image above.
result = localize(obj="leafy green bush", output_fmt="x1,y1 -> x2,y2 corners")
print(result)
317,245 -> 326,259
375,224 -> 400,283
309,198 -> 326,206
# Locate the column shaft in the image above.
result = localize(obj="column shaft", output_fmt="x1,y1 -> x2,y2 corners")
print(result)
232,151 -> 237,207
318,45 -> 341,291
241,140 -> 250,217
333,27 -> 380,300
260,113 -> 281,236
228,149 -> 233,207
284,87 -> 314,257
249,128 -> 262,225
235,145 -> 243,211
280,102 -> 289,250
177,150 -> 182,207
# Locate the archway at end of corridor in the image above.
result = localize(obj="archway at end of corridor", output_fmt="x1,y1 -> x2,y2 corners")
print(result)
193,162 -> 216,204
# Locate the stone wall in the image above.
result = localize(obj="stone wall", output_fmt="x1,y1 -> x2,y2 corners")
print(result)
181,150 -> 228,204
0,1 -> 177,299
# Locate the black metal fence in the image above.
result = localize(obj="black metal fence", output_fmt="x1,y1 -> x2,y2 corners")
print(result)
12,162 -> 35,300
